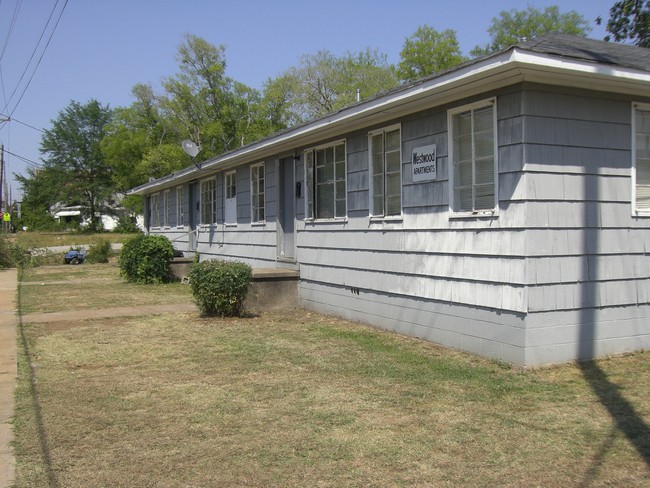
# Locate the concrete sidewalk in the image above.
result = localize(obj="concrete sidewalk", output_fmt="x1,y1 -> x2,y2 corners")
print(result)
0,269 -> 17,488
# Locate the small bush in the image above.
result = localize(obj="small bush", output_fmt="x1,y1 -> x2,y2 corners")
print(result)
86,239 -> 113,264
189,259 -> 253,317
119,234 -> 174,284
0,236 -> 28,268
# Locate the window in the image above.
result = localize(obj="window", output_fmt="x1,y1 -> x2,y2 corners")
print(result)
163,190 -> 170,227
200,178 -> 216,225
176,186 -> 184,227
225,170 -> 237,224
634,103 -> 650,214
369,125 -> 401,217
448,99 -> 497,214
151,193 -> 160,227
251,163 -> 265,223
305,140 -> 346,219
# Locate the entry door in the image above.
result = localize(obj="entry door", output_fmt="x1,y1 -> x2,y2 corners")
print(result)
224,170 -> 237,224
277,158 -> 296,260
188,182 -> 199,251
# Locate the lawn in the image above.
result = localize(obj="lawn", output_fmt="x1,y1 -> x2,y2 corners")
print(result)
11,231 -> 136,250
13,264 -> 650,487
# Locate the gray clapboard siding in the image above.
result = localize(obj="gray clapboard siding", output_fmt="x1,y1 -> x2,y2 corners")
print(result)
522,87 -> 631,123
503,172 -> 631,202
524,145 -> 631,175
300,281 -> 526,364
299,247 -> 527,284
297,227 -> 527,256
300,264 -> 527,312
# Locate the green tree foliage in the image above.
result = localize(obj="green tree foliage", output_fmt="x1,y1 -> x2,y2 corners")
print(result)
265,48 -> 398,123
38,99 -> 114,232
598,0 -> 650,47
471,5 -> 591,57
396,25 -> 467,82
159,34 -> 265,157
15,167 -> 61,229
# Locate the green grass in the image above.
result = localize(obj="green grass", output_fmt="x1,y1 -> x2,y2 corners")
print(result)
12,264 -> 650,487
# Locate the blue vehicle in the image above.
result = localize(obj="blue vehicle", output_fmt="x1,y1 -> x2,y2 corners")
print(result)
64,248 -> 86,265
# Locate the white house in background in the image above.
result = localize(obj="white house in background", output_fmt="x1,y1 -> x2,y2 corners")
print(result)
128,34 -> 650,367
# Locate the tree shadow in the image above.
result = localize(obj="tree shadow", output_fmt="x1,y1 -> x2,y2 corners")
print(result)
16,283 -> 60,488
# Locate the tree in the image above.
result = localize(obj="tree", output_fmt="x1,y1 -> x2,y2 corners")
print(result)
39,99 -> 114,231
597,0 -> 650,47
15,167 -> 60,229
265,48 -> 398,123
159,34 -> 266,158
396,25 -> 467,82
471,5 -> 591,57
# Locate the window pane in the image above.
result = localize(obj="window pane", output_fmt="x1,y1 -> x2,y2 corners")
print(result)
386,172 -> 400,196
386,195 -> 401,215
386,130 -> 400,151
386,151 -> 401,173
373,174 -> 384,196
335,162 -> 345,181
475,184 -> 495,210
317,184 -> 334,218
455,161 -> 472,187
474,106 -> 493,131
475,159 -> 494,185
456,188 -> 473,212
455,134 -> 472,161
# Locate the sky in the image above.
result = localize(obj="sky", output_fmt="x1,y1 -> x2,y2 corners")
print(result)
0,0 -> 617,200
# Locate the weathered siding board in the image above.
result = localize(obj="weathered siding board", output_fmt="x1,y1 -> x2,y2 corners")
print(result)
299,247 -> 527,284
524,145 -> 630,175
522,87 -> 631,123
297,227 -> 527,256
523,116 -> 629,149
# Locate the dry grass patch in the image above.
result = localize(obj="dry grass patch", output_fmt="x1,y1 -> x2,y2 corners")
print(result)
13,301 -> 650,487
18,264 -> 191,314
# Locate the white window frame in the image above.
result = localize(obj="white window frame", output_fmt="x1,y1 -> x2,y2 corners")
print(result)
632,102 -> 650,216
224,170 -> 237,225
150,193 -> 161,228
304,139 -> 347,220
163,190 -> 170,228
200,178 -> 216,225
369,124 -> 402,218
448,98 -> 498,216
176,186 -> 184,227
250,163 -> 265,223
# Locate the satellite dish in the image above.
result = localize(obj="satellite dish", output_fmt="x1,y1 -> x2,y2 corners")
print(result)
182,140 -> 202,169
182,140 -> 201,158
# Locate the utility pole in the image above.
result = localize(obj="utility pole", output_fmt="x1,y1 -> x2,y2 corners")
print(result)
0,144 -> 4,213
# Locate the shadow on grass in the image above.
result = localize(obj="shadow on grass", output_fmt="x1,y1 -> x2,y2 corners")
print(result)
16,281 -> 60,488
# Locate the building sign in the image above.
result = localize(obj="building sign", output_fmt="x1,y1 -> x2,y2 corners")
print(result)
412,144 -> 437,182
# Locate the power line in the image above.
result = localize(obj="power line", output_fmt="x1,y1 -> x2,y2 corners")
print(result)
3,147 -> 41,169
0,0 -> 23,64
2,0 -> 68,117
0,113 -> 44,132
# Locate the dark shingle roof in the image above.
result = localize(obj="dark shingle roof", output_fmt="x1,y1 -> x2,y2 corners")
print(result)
518,33 -> 650,72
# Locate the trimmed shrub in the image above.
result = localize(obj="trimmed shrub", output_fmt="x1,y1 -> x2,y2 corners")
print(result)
189,259 -> 253,317
86,239 -> 113,264
119,234 -> 174,284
